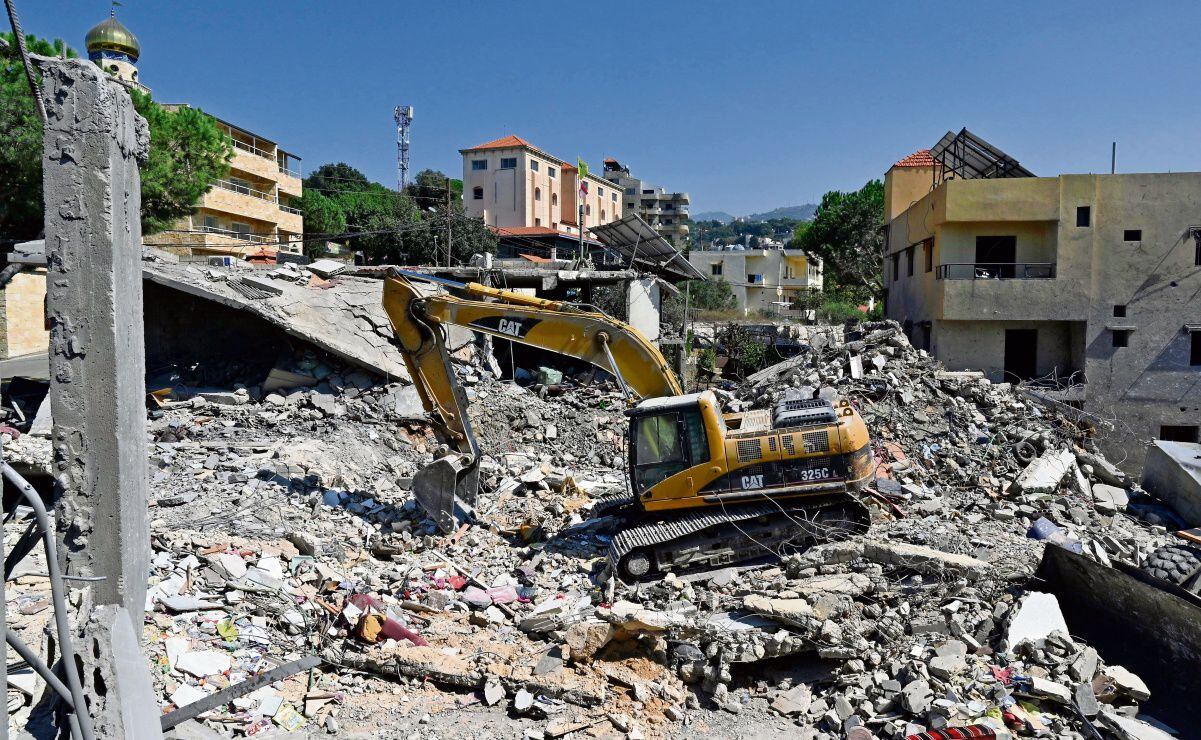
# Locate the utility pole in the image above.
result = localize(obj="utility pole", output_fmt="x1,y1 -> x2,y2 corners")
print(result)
393,105 -> 414,191
679,280 -> 691,391
1111,141 -> 1116,174
445,177 -> 453,267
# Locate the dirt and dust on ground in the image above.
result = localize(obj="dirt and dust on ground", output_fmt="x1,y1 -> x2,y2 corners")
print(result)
2,313 -> 1188,740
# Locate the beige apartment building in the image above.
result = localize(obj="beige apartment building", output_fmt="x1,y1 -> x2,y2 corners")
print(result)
460,136 -> 623,237
153,110 -> 304,258
688,248 -> 823,316
602,159 -> 690,249
884,138 -> 1201,469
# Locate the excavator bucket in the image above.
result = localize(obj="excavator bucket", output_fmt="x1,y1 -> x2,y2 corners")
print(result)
412,452 -> 481,533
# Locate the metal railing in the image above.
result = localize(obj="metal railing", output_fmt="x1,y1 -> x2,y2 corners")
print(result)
278,203 -> 302,216
211,178 -> 277,202
196,225 -> 271,244
278,164 -> 301,178
936,262 -> 1056,280
227,135 -> 273,159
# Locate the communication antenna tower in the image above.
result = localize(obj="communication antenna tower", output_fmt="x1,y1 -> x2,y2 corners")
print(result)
393,105 -> 414,191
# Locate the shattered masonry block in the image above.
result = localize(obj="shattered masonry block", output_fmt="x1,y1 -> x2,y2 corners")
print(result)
1013,449 -> 1077,495
861,541 -> 991,580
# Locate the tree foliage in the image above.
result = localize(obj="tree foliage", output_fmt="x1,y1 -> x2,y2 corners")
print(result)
660,277 -> 737,332
0,33 -> 232,239
131,91 -> 233,234
302,163 -> 495,264
691,217 -> 803,248
792,179 -> 885,298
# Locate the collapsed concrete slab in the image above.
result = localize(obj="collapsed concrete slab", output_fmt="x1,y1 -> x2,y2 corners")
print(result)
142,258 -> 409,382
1142,440 -> 1201,527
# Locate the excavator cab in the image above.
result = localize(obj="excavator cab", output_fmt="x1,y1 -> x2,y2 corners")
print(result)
627,393 -> 716,496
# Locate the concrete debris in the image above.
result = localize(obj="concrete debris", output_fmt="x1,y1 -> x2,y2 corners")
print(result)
6,317 -> 1183,737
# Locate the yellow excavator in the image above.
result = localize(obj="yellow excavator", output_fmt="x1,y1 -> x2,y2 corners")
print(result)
382,268 -> 875,579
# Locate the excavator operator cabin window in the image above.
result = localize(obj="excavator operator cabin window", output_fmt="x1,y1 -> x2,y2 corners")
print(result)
632,413 -> 685,492
683,408 -> 709,466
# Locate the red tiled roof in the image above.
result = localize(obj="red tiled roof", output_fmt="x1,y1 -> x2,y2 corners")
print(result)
465,135 -> 533,151
893,149 -> 936,168
489,226 -> 560,236
519,253 -> 555,263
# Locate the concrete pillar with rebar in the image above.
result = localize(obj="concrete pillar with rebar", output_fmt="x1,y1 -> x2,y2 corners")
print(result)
38,55 -> 161,738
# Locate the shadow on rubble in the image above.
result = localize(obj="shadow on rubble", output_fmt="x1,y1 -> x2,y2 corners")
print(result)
255,467 -> 412,539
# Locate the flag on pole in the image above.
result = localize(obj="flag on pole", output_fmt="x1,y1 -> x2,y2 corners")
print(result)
577,158 -> 589,197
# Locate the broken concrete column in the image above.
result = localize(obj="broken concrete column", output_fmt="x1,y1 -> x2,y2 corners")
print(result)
38,57 -> 160,738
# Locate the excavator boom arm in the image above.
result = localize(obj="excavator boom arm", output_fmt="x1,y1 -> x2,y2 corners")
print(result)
381,268 -> 681,531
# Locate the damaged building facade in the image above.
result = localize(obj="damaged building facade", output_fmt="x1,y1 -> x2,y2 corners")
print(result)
884,130 -> 1201,470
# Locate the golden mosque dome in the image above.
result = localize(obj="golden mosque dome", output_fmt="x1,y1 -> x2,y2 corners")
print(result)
85,15 -> 140,61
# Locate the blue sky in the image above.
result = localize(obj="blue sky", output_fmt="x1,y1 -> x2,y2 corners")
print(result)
22,1 -> 1201,215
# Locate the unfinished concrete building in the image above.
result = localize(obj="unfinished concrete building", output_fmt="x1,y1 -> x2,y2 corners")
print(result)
884,129 -> 1201,469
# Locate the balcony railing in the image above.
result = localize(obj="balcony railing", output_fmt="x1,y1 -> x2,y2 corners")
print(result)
196,225 -> 271,244
936,262 -> 1057,280
212,178 -> 277,202
279,203 -> 302,215
278,164 -> 301,178
229,137 -> 274,159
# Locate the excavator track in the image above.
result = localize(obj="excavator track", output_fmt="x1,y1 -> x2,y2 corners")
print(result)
607,495 -> 869,581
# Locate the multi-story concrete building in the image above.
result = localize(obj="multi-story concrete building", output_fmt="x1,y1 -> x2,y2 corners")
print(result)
884,136 -> 1201,469
602,159 -> 690,249
687,248 -> 823,316
460,136 -> 623,237
156,109 -> 304,258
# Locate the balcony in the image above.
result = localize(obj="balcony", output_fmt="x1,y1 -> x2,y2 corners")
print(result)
278,164 -> 301,178
212,178 -> 277,202
936,262 -> 1056,280
279,203 -> 302,216
230,137 -> 273,159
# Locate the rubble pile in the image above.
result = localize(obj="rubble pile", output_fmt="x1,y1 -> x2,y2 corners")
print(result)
4,319 -> 1181,738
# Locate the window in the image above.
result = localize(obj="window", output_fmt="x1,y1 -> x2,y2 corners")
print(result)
748,273 -> 763,284
530,160 -> 539,172
924,239 -> 934,272
1160,425 -> 1200,443
601,210 -> 606,220
682,408 -> 709,466
548,166 -> 557,178
711,263 -> 723,276
1124,229 -> 1142,241
1192,332 -> 1201,366
612,192 -> 617,202
598,187 -> 604,197
471,159 -> 487,171
631,412 -> 684,492
642,189 -> 654,194
534,187 -> 542,202
202,215 -> 220,230
499,157 -> 517,169
585,204 -> 591,216
1112,329 -> 1129,348
625,187 -> 635,195
535,218 -> 541,226
1113,304 -> 1126,318
906,246 -> 914,276
551,193 -> 558,206
472,186 -> 483,200
1076,206 -> 1091,227
892,253 -> 900,281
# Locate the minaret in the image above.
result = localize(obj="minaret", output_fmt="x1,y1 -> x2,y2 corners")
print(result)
85,8 -> 148,93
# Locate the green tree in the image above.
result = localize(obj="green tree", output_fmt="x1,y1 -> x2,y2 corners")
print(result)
296,189 -> 345,259
131,92 -> 233,234
0,33 -> 231,239
0,34 -> 74,238
793,179 -> 885,298
689,278 -> 737,311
